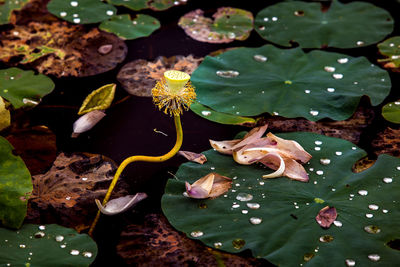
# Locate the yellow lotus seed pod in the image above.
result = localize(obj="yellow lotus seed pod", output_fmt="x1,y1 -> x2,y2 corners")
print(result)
164,70 -> 191,94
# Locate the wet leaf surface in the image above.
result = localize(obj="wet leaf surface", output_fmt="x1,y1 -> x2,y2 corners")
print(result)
254,0 -> 394,48
382,100 -> 400,123
179,7 -> 253,43
107,0 -> 188,11
163,132 -> 400,266
117,55 -> 202,97
378,36 -> 400,71
0,22 -> 127,77
78,84 -> 116,115
99,14 -> 160,40
27,152 -> 128,228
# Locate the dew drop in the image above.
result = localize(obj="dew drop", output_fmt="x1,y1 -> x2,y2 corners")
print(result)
201,110 -> 211,116
324,66 -> 335,72
316,170 -> 324,175
366,213 -> 373,218
383,177 -> 393,183
249,217 -> 262,225
55,235 -> 64,242
332,73 -> 343,79
368,204 -> 379,211
19,244 -> 26,248
190,231 -> 203,237
82,251 -> 93,258
320,158 -> 331,165
60,244 -> 66,248
337,58 -> 349,64
335,151 -> 342,156
210,167 -> 215,170
356,41 -> 364,46
383,209 -> 388,213
38,225 -> 45,231
358,190 -> 368,196
315,147 -> 321,151
327,87 -> 335,93
310,110 -> 319,116
60,11 -> 67,17
227,32 -> 236,39
70,1 -> 78,7
253,54 -> 267,62
364,225 -> 381,234
319,235 -> 334,243
236,193 -> 253,202
259,181 -> 264,185
368,254 -> 380,262
345,259 -> 356,266
106,10 -> 114,16
315,140 -> 322,145
34,232 -> 45,238
216,70 -> 239,78
241,210 -> 248,214
247,203 -> 260,209
263,17 -> 269,22
390,43 -> 395,47
70,249 -> 79,256
303,253 -> 314,262
73,14 -> 78,17
73,18 -> 81,23
272,17 -> 278,21
333,220 -> 342,227
258,26 -> 265,31
214,242 -> 222,248
232,238 -> 245,249
232,204 -> 240,208
305,90 -> 311,94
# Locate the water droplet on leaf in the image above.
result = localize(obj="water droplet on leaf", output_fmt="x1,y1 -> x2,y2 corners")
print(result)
246,203 -> 260,209
319,235 -> 334,242
190,231 -> 203,237
249,217 -> 262,225
368,254 -> 380,262
345,259 -> 356,266
232,238 -> 245,249
358,190 -> 368,196
70,249 -> 79,256
253,55 -> 267,62
364,225 -> 381,234
383,177 -> 393,183
236,193 -> 253,202
320,158 -> 331,165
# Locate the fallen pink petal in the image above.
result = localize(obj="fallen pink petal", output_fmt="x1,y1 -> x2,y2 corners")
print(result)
315,206 -> 338,228
185,172 -> 232,199
178,150 -> 207,164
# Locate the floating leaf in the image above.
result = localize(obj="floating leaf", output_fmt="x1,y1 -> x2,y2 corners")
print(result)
99,14 -> 160,40
47,0 -> 117,24
378,36 -> 400,71
0,22 -> 127,77
0,136 -> 32,229
0,224 -> 97,266
163,132 -> 400,266
0,96 -> 10,131
118,55 -> 202,97
254,0 -> 394,48
178,7 -> 253,43
107,0 -> 187,11
0,0 -> 29,25
78,84 -> 116,115
382,100 -> 400,124
191,45 -> 390,122
0,68 -> 54,109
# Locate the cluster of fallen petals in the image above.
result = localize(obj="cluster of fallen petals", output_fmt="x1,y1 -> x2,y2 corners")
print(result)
210,124 -> 312,182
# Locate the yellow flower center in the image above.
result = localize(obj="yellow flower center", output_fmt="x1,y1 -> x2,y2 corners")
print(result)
164,70 -> 191,94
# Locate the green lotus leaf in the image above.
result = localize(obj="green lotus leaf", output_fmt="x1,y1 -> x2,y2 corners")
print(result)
382,100 -> 400,124
0,96 -> 10,131
378,37 -> 400,70
0,224 -> 97,266
178,7 -> 253,43
78,83 -> 116,115
0,68 -> 55,109
163,132 -> 400,266
0,0 -> 29,25
99,14 -> 160,40
47,0 -> 117,24
107,0 -> 186,11
254,0 -> 394,48
0,136 -> 32,229
190,101 -> 256,126
191,45 -> 391,122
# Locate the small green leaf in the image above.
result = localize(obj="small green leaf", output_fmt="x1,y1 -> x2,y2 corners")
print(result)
0,0 -> 29,25
0,136 -> 32,229
163,132 -> 400,266
382,100 -> 400,124
78,83 -> 116,115
378,36 -> 400,69
99,14 -> 160,40
0,96 -> 10,131
20,46 -> 66,64
254,0 -> 394,48
47,0 -> 117,24
190,101 -> 256,126
0,68 -> 55,109
0,224 -> 97,266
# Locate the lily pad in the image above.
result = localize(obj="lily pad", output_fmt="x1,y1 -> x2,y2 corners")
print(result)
162,132 -> 400,266
0,96 -> 10,131
178,7 -> 253,43
0,23 -> 127,77
47,0 -> 117,24
191,45 -> 391,122
0,224 -> 97,266
107,0 -> 187,11
0,0 -> 29,25
378,36 -> 400,71
382,100 -> 400,124
254,0 -> 393,48
99,14 -> 160,40
0,136 -> 32,229
0,68 -> 55,109
78,84 -> 116,115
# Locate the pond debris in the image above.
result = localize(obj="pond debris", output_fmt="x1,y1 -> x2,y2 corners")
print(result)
95,193 -> 147,215
185,173 -> 232,199
178,150 -> 207,164
315,206 -> 337,228
154,128 -> 168,136
71,110 -> 106,138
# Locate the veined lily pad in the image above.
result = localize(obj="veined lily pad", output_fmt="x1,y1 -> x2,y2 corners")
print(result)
162,132 -> 400,266
0,0 -> 29,25
99,14 -> 160,40
382,100 -> 400,124
0,136 -> 32,229
0,96 -> 10,131
178,7 -> 253,43
191,45 -> 390,122
378,36 -> 400,71
107,0 -> 187,11
47,0 -> 117,24
0,68 -> 55,109
78,84 -> 116,115
254,0 -> 393,48
0,224 -> 97,266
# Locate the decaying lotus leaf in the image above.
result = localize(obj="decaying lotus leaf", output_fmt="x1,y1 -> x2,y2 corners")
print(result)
315,206 -> 337,228
27,152 -> 128,228
78,84 -> 116,115
95,193 -> 147,215
185,173 -> 232,199
372,127 -> 400,157
0,96 -> 11,131
0,0 -> 29,25
117,55 -> 202,97
178,151 -> 207,164
179,7 -> 253,43
0,22 -> 127,77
